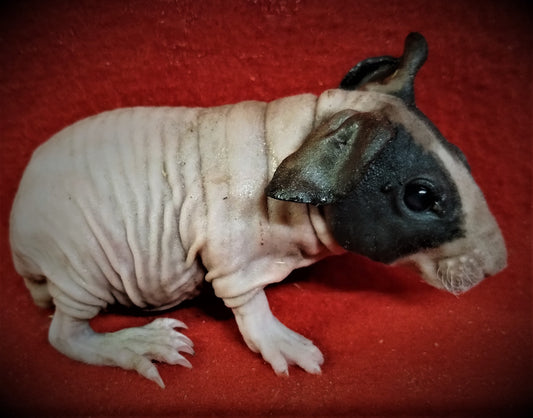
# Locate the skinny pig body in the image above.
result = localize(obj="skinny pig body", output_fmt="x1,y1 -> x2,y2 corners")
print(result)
10,34 -> 507,387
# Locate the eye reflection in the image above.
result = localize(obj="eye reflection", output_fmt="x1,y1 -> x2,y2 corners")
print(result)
404,182 -> 435,212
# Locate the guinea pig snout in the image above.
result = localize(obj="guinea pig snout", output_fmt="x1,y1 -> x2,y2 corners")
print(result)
436,250 -> 487,294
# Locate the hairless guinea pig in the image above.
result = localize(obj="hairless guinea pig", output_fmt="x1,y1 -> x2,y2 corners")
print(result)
10,33 -> 507,388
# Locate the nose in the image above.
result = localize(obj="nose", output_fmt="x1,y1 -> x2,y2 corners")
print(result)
482,227 -> 507,276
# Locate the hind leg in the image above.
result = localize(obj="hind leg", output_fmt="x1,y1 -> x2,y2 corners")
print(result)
49,309 -> 195,388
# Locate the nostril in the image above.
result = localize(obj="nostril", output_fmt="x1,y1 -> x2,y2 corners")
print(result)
477,225 -> 508,276
472,244 -> 507,277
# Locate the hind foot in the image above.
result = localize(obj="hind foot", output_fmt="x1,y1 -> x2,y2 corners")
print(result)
49,311 -> 194,388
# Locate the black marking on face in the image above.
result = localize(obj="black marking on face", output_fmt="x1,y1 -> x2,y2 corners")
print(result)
325,124 -> 465,263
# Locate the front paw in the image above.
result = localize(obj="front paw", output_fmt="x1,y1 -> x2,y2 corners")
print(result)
251,316 -> 324,376
233,291 -> 324,375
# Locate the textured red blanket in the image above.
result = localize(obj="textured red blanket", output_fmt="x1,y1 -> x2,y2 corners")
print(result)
1,0 -> 531,415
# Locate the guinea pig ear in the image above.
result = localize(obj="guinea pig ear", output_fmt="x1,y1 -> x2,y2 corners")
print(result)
339,55 -> 400,91
340,32 -> 428,106
266,110 -> 395,205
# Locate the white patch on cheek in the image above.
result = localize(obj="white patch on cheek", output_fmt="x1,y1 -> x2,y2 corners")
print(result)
439,157 -> 507,278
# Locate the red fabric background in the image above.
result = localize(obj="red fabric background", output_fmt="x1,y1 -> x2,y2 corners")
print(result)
1,0 -> 531,416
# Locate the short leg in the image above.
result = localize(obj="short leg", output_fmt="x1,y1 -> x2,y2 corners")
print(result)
49,309 -> 194,388
231,290 -> 324,375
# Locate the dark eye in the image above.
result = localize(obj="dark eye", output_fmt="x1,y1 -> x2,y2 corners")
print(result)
403,182 -> 436,212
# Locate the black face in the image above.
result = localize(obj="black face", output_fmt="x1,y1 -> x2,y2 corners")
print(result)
325,125 -> 465,264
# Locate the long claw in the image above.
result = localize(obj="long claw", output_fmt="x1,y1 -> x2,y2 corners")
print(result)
179,344 -> 195,356
139,361 -> 165,389
146,318 -> 187,330
176,356 -> 193,369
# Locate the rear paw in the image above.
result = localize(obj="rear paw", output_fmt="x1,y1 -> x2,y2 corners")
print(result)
105,318 -> 194,387
49,313 -> 194,389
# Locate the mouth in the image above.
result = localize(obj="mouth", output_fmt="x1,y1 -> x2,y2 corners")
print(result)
435,250 -> 486,294
397,249 -> 490,295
